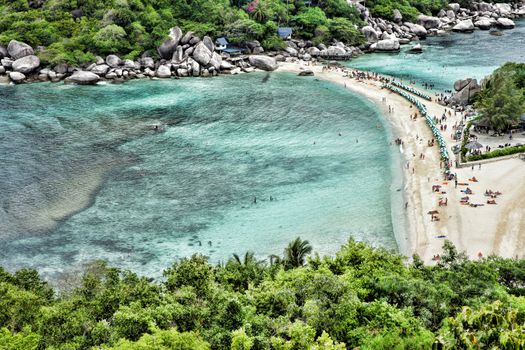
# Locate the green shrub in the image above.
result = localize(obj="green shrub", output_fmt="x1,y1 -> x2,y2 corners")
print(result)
261,35 -> 286,50
468,144 -> 525,161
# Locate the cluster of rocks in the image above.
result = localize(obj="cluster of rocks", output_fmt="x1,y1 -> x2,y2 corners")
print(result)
279,39 -> 362,61
0,40 -> 41,83
0,28 -> 281,84
356,1 -> 525,52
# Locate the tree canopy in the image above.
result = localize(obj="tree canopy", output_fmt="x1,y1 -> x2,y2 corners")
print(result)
0,0 -> 367,65
474,62 -> 525,132
3,239 -> 525,348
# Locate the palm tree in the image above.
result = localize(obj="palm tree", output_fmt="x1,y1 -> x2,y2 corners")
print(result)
231,251 -> 258,267
283,237 -> 312,269
227,251 -> 263,290
268,254 -> 282,266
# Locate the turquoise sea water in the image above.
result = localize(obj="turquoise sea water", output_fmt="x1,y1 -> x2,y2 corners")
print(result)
349,20 -> 525,91
0,73 -> 400,279
2,21 -> 524,280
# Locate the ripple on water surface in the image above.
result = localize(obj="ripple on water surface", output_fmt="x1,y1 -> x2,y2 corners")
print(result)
0,73 -> 398,279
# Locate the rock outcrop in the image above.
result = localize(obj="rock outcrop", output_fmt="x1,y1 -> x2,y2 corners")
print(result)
450,78 -> 480,106
156,65 -> 171,78
7,40 -> 34,59
12,55 -> 40,73
192,42 -> 212,66
106,55 -> 122,68
8,71 -> 26,83
453,19 -> 475,32
248,55 -> 278,71
65,71 -> 100,84
497,18 -> 515,29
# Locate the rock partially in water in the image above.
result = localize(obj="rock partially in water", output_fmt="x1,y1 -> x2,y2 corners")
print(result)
65,71 -> 100,85
373,39 -> 400,52
489,30 -> 504,36
248,55 -> 278,71
475,18 -> 493,30
298,70 -> 314,76
453,19 -> 475,32
409,43 -> 423,53
156,64 -> 171,78
9,71 -> 26,83
496,18 -> 515,29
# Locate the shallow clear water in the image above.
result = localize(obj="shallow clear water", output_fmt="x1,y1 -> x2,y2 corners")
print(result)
0,73 -> 399,279
3,21 -> 524,280
349,19 -> 525,91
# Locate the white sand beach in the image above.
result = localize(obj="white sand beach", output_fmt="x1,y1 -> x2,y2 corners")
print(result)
279,61 -> 525,262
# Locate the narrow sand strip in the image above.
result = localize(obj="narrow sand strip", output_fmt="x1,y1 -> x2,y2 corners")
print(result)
279,61 -> 525,262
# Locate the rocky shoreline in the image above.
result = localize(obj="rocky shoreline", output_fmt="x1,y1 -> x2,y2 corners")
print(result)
360,1 -> 525,52
0,1 -> 523,85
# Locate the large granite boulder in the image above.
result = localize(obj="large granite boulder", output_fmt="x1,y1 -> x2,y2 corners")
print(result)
454,79 -> 470,91
156,64 -> 171,78
361,26 -> 379,43
220,61 -> 235,70
122,59 -> 136,69
418,15 -> 441,29
477,2 -> 493,12
140,57 -> 155,69
169,26 -> 183,44
158,38 -> 178,60
448,3 -> 460,12
208,52 -> 222,71
248,55 -> 278,71
393,9 -> 402,23
1,57 -> 13,68
7,40 -> 34,59
494,3 -> 512,16
497,18 -> 515,29
409,43 -> 423,53
202,36 -> 215,52
285,46 -> 298,56
106,55 -> 121,68
307,46 -> 321,55
9,71 -> 26,83
91,64 -> 110,75
172,46 -> 184,62
12,55 -> 40,73
65,71 -> 100,85
405,23 -> 428,38
453,19 -> 475,32
180,31 -> 194,45
374,39 -> 400,51
450,78 -> 480,106
0,46 -> 7,59
327,45 -> 346,55
475,18 -> 493,30
192,41 -> 212,66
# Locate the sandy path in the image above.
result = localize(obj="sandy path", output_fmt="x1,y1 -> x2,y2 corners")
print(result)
279,61 -> 525,262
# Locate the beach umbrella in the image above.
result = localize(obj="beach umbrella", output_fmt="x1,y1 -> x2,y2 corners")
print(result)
428,210 -> 439,215
465,141 -> 483,151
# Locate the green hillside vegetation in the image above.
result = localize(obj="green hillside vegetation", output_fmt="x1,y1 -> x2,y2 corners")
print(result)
473,62 -> 525,132
3,238 -> 525,349
0,0 -> 366,65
